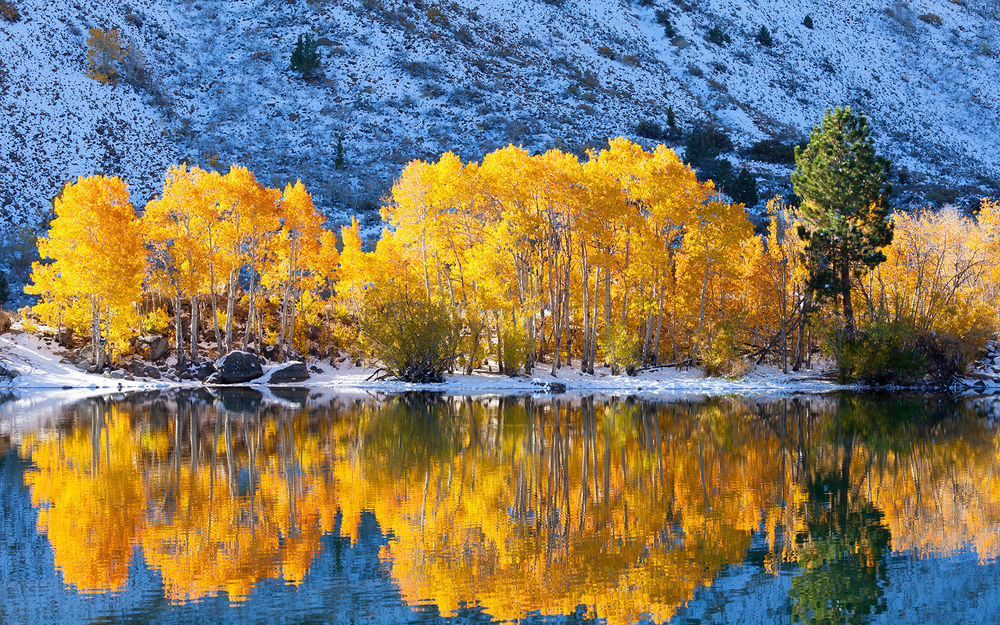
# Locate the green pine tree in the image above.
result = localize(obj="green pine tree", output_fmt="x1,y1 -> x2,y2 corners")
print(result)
0,269 -> 8,307
756,25 -> 773,47
290,33 -> 321,76
655,9 -> 676,38
666,105 -> 676,128
803,14 -> 814,29
792,106 -> 893,341
726,167 -> 759,207
707,25 -> 730,46
335,134 -> 346,170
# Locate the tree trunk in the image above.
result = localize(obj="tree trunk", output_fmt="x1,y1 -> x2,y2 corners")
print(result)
243,262 -> 256,351
652,279 -> 665,364
841,262 -> 856,341
190,294 -> 199,362
793,290 -> 811,371
642,295 -> 655,366
421,235 -> 431,301
696,261 -> 713,342
279,248 -> 295,360
563,255 -> 572,367
209,256 -> 224,354
225,272 -> 236,354
174,294 -> 186,368
620,242 -> 630,324
780,260 -> 788,373
806,324 -> 813,369
90,296 -> 101,368
603,269 -> 612,359
587,266 -> 599,374
286,296 -> 297,359
580,245 -> 589,373
780,297 -> 788,374
466,323 -> 481,375
101,306 -> 111,368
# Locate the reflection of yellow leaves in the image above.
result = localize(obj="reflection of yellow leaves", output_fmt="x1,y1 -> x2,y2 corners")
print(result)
17,398 -> 1000,623
24,412 -> 144,593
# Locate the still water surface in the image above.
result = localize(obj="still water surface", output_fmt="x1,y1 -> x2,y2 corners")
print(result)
1,390 -> 1000,624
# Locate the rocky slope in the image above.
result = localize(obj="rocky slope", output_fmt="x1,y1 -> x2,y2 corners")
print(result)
2,0 -> 998,276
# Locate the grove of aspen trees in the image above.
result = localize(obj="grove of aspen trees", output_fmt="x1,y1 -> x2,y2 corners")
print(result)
23,130 -> 1000,382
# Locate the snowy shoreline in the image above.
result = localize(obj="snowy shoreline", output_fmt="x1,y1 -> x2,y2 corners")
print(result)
0,331 -> 852,398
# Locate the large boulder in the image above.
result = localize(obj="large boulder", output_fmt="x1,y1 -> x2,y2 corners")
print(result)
268,361 -> 310,384
55,329 -> 74,347
192,361 -> 216,381
126,360 -> 162,380
0,362 -> 18,381
139,335 -> 170,361
0,310 -> 11,334
214,351 -> 264,384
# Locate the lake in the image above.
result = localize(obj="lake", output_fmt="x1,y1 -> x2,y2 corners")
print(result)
1,389 -> 1000,624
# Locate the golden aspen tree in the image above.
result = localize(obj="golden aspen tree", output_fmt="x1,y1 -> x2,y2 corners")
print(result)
271,180 -> 325,359
143,165 -> 211,365
28,176 -> 144,368
85,28 -> 126,83
677,199 -> 753,372
384,159 -> 439,301
296,228 -> 341,353
860,207 -> 995,372
189,169 -> 231,354
218,165 -> 281,352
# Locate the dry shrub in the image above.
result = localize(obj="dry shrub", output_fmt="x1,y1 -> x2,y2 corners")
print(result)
0,1 -> 21,22
359,291 -> 460,382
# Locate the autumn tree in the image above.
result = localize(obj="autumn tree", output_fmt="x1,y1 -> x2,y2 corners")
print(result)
218,165 -> 281,352
269,180 -> 328,359
27,176 -> 144,368
143,165 -> 211,365
188,168 -> 230,353
86,28 -> 126,83
792,107 -> 892,341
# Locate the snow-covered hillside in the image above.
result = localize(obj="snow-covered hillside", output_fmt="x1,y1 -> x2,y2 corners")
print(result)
2,0 -> 999,245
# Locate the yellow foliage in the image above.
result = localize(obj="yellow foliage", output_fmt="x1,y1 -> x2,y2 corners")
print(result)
85,28 -> 126,83
19,396 -> 1000,622
26,175 -> 144,365
857,205 -> 999,369
15,150 -> 1000,378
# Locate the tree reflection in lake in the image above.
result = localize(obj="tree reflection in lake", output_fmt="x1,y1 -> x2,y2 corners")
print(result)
4,390 -> 1000,624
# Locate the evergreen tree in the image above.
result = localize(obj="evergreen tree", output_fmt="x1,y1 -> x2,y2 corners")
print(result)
666,105 -> 676,129
792,107 -> 892,341
290,34 -> 321,76
699,158 -> 733,187
684,126 -> 733,167
0,269 -> 8,307
636,119 -> 664,140
726,168 -> 759,207
655,9 -> 676,38
335,134 -> 346,170
707,25 -> 730,46
803,14 -> 814,29
756,25 -> 773,47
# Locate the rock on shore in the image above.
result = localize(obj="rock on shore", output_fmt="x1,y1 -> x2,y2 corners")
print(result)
213,351 -> 264,384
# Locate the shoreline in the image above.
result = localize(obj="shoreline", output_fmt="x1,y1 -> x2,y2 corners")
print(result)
5,329 -> 999,401
0,330 -> 853,398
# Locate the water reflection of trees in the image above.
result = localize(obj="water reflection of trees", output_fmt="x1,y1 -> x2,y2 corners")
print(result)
14,392 -> 1000,623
